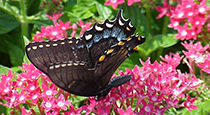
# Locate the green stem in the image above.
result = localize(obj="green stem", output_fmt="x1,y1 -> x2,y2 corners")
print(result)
162,16 -> 169,35
19,0 -> 28,38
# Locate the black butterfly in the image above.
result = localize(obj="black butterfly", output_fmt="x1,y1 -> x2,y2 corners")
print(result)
25,9 -> 145,100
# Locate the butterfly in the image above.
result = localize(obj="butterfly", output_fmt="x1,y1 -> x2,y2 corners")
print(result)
25,9 -> 146,100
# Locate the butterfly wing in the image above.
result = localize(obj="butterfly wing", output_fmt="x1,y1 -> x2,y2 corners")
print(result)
26,38 -> 102,96
25,38 -> 93,74
81,9 -> 145,89
81,9 -> 135,65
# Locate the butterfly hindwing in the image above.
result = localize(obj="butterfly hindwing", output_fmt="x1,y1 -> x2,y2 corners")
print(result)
47,61 -> 102,96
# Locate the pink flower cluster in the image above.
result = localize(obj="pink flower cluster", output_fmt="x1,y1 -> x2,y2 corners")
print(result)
104,0 -> 141,9
182,41 -> 210,76
34,13 -> 91,41
81,53 -> 200,114
0,63 -> 79,114
0,53 -> 201,114
156,0 -> 210,40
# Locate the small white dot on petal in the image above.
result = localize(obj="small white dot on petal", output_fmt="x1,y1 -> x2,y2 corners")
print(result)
52,31 -> 58,36
181,30 -> 187,36
46,90 -> 52,95
58,101 -> 64,107
199,7 -> 205,13
152,96 -> 157,101
145,106 -> 151,112
173,21 -> 179,27
4,87 -> 9,93
19,96 -> 25,101
177,12 -> 184,18
45,102 -> 52,108
32,95 -> 38,99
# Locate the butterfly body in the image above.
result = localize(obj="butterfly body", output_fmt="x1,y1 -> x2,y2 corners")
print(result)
26,9 -> 145,100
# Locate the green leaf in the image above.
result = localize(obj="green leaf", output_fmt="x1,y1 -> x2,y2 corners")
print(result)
96,3 -> 113,20
0,9 -> 19,34
141,34 -> 178,56
118,52 -> 142,72
0,64 -> 10,75
6,40 -> 24,66
27,0 -> 41,16
0,104 -> 9,115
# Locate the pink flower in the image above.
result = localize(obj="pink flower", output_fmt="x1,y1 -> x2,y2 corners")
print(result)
197,0 -> 210,14
156,0 -> 175,19
140,100 -> 155,114
21,107 -> 31,115
181,95 -> 198,112
46,12 -> 64,25
163,0 -> 210,40
41,84 -> 58,98
96,104 -> 111,114
127,0 -> 140,6
42,97 -> 55,112
64,104 -> 82,115
70,23 -> 77,37
160,53 -> 184,69
164,95 -> 179,108
118,106 -> 136,115
77,20 -> 92,37
104,0 -> 125,9
175,23 -> 188,40
147,91 -> 164,103
55,95 -> 71,110
56,20 -> 72,31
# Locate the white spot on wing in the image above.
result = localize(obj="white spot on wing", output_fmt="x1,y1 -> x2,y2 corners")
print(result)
49,66 -> 54,69
55,64 -> 60,68
27,47 -> 31,51
61,64 -> 66,67
129,22 -> 133,27
32,46 -> 37,50
39,45 -> 44,48
76,40 -> 79,44
95,25 -> 103,31
106,23 -> 113,28
85,34 -> 92,40
118,19 -> 124,26
46,44 -> 50,47
80,62 -> 85,65
73,62 -> 79,66
52,43 -> 58,46
67,61 -> 73,66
